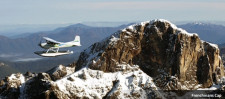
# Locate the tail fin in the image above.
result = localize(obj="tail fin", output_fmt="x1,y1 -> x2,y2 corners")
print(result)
73,35 -> 81,46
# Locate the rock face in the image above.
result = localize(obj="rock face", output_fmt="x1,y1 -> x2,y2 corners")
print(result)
76,19 -> 224,90
53,67 -> 162,99
0,19 -> 225,98
0,73 -> 24,99
47,65 -> 75,81
0,65 -> 162,99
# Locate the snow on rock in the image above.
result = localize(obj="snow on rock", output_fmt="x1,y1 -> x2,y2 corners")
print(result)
149,19 -> 199,37
198,84 -> 221,90
47,64 -> 75,81
109,35 -> 120,45
0,73 -> 26,99
7,73 -> 25,88
208,42 -> 219,49
54,65 -> 163,99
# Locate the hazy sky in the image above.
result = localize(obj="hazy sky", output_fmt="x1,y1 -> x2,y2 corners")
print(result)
1,0 -> 225,24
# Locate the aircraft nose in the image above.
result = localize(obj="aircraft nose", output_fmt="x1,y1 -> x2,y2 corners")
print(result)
39,43 -> 47,48
38,42 -> 46,48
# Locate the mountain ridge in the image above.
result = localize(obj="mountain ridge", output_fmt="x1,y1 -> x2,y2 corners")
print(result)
0,23 -> 130,60
0,19 -> 225,98
178,23 -> 225,43
76,19 -> 224,89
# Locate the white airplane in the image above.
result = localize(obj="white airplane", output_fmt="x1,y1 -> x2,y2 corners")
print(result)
34,35 -> 81,57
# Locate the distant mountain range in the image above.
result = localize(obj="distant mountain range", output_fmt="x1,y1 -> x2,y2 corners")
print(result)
0,23 -> 131,61
178,23 -> 225,44
0,24 -> 73,37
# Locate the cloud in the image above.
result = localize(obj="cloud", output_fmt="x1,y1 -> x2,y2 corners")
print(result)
13,58 -> 42,62
0,54 -> 22,58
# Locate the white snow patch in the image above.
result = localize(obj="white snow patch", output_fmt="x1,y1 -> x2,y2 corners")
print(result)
54,65 -> 159,98
208,42 -> 219,49
140,21 -> 150,26
128,25 -> 136,31
109,35 -> 120,45
19,76 -> 27,99
149,19 -> 177,29
7,74 -> 25,88
201,41 -> 219,49
66,67 -> 75,75
19,75 -> 25,85
92,60 -> 96,64
53,65 -> 64,72
8,74 -> 17,82
6,74 -> 27,99
149,19 -> 199,37
110,35 -> 119,42
124,35 -> 130,39
197,84 -> 221,90
126,31 -> 132,35
220,77 -> 225,83
55,68 -> 115,97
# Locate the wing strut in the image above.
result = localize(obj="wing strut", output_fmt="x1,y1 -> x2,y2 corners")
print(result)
46,48 -> 60,53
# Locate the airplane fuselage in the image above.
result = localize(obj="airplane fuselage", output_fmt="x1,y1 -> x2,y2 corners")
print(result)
40,41 -> 78,49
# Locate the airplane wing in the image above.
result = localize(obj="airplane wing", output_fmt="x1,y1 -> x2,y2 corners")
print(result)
43,37 -> 62,44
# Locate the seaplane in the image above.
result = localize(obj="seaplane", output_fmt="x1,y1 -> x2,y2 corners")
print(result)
34,35 -> 81,57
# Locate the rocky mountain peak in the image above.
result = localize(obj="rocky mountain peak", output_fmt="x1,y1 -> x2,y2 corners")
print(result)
1,19 -> 225,98
76,19 -> 224,90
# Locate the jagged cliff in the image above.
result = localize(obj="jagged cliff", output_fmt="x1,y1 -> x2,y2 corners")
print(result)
0,19 -> 225,99
76,19 -> 224,90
